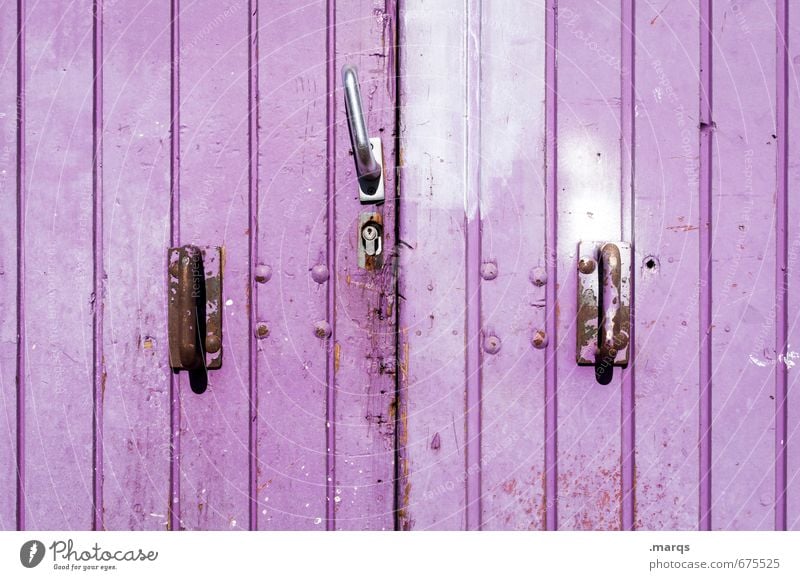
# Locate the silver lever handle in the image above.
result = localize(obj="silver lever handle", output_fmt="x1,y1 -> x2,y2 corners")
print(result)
342,65 -> 382,185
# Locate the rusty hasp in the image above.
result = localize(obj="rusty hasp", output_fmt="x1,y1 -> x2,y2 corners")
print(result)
168,245 -> 223,372
576,241 -> 631,367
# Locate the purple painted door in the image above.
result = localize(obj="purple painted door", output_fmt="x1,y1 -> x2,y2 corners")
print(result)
1,0 -> 798,531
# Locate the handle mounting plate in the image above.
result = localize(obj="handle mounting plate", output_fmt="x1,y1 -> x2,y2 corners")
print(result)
358,138 -> 385,204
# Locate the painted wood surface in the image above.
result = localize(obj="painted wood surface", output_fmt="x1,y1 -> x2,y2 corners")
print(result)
101,0 -> 172,531
397,0 -> 795,531
0,0 -> 798,531
0,0 -> 19,532
633,0 -> 700,530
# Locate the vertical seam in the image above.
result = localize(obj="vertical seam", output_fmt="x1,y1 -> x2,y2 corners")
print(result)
91,0 -> 105,532
620,0 -> 636,531
464,0 -> 482,531
168,0 -> 181,531
775,0 -> 789,532
324,0 -> 337,532
698,0 -> 714,532
15,0 -> 26,533
544,0 -> 559,532
247,0 -> 259,532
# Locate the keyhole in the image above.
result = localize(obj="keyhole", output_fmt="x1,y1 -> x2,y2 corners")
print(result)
363,225 -> 378,241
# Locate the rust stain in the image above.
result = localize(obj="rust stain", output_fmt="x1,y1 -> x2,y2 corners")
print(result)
396,329 -> 412,530
557,449 -> 623,530
334,342 -> 341,374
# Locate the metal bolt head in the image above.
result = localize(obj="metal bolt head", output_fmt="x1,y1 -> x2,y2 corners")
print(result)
205,333 -> 222,354
480,262 -> 498,281
255,322 -> 270,339
254,264 -> 272,284
530,267 -> 547,286
314,321 -> 332,339
483,335 -> 501,355
532,329 -> 548,349
311,264 -> 330,284
578,256 -> 596,275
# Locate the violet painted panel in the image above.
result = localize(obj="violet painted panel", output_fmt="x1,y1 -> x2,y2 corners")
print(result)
479,0 -> 546,531
331,0 -> 398,531
177,0 -> 251,530
0,0 -> 18,531
23,0 -> 95,529
554,0 -> 624,530
101,0 -> 172,530
398,0 -> 470,530
255,0 -> 329,530
633,0 -> 700,530
711,1 -> 777,530
1,0 -> 798,532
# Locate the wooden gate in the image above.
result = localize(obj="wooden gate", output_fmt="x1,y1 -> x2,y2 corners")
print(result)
0,0 -> 798,531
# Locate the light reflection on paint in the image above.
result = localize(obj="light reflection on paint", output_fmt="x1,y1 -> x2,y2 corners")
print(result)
560,133 -> 617,243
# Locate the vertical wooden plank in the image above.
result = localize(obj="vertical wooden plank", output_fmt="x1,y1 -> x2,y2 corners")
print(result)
101,0 -> 172,530
0,0 -> 19,531
555,0 -> 623,530
711,0 -> 776,530
178,0 -> 250,530
633,0 -> 700,530
23,0 -> 94,529
332,0 -> 397,531
255,0 -> 329,530
479,0 -> 547,531
788,0 -> 800,532
398,0 -> 468,531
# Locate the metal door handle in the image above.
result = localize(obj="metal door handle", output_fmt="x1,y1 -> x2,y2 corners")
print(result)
576,241 -> 631,368
342,65 -> 385,203
598,243 -> 628,362
168,245 -> 223,377
175,245 -> 203,370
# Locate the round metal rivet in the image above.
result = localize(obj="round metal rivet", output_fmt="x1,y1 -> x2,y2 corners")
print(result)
531,267 -> 547,286
314,321 -> 332,339
532,329 -> 548,349
255,322 -> 270,338
480,262 -> 498,281
484,335 -> 501,355
311,264 -> 330,284
254,264 -> 272,284
205,333 -> 221,353
578,256 -> 596,275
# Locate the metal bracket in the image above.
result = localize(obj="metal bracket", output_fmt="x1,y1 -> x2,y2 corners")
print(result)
576,241 -> 631,366
358,213 -> 384,270
357,138 -> 385,204
168,245 -> 223,372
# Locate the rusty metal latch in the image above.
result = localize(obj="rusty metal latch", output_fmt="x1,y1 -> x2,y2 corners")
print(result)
342,64 -> 385,204
168,245 -> 223,374
576,241 -> 631,367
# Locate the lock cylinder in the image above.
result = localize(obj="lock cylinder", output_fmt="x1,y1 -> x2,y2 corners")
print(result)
358,213 -> 384,270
